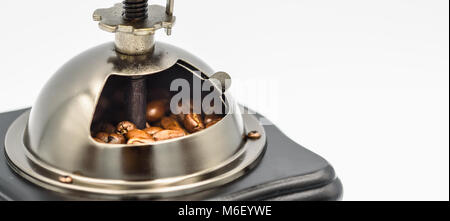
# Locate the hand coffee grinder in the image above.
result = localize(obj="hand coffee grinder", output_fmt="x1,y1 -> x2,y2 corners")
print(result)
0,1 -> 342,200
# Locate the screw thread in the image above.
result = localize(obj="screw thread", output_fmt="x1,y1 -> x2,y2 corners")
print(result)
123,0 -> 148,20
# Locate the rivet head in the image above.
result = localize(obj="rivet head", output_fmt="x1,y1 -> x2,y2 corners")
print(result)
247,131 -> 261,140
58,176 -> 73,184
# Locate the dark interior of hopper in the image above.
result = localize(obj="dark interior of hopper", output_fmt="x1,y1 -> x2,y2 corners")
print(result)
90,61 -> 227,143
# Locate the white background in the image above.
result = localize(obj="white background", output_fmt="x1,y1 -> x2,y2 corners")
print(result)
0,0 -> 448,201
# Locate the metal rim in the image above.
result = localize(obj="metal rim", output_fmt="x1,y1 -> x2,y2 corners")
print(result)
5,111 -> 266,200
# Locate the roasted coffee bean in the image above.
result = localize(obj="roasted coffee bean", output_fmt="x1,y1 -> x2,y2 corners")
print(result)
95,132 -> 125,144
203,114 -> 222,125
153,130 -> 185,141
184,113 -> 205,133
117,121 -> 137,135
126,129 -> 153,140
95,132 -> 110,143
169,114 -> 189,130
146,100 -> 168,122
144,127 -> 164,136
161,117 -> 183,131
126,129 -> 155,144
108,133 -> 126,144
169,113 -> 184,122
127,137 -> 155,144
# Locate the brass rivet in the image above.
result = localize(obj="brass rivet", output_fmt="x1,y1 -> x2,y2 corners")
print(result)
58,176 -> 73,184
247,131 -> 261,140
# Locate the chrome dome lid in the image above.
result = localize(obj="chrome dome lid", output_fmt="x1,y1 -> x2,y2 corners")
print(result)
25,41 -> 248,180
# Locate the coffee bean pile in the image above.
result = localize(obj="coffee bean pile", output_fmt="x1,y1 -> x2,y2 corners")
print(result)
92,99 -> 223,144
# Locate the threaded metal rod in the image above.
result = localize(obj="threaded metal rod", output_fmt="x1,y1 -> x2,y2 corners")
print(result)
123,0 -> 148,20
